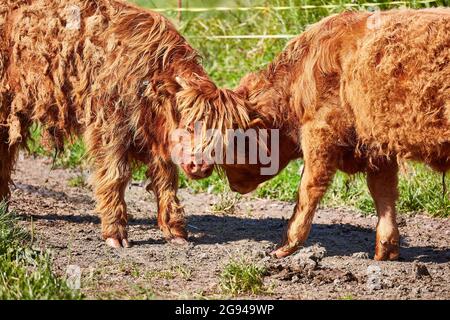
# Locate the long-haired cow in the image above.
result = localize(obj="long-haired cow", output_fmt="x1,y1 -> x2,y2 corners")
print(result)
0,0 -> 249,247
181,9 -> 450,260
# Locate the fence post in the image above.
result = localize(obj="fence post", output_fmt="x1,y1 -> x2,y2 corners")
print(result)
178,0 -> 182,22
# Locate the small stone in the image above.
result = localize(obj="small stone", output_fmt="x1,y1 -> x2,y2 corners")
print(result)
198,252 -> 208,260
298,244 -> 327,261
352,252 -> 370,260
291,275 -> 300,283
383,279 -> 394,289
366,265 -> 383,291
411,287 -> 422,296
341,271 -> 357,283
259,256 -> 271,265
253,249 -> 267,259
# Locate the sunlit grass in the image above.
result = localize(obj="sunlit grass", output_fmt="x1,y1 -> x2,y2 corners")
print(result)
219,260 -> 266,296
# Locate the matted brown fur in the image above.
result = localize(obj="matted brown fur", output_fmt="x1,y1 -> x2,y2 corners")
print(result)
0,0 -> 249,245
216,8 -> 450,260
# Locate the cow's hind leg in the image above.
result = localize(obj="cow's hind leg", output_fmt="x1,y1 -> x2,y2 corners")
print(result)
147,157 -> 187,244
367,159 -> 400,261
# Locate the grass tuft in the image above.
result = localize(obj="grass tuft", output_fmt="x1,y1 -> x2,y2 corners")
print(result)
219,260 -> 266,296
68,175 -> 88,188
211,192 -> 241,214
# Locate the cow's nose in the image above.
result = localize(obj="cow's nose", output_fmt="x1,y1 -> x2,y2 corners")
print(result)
187,161 -> 210,177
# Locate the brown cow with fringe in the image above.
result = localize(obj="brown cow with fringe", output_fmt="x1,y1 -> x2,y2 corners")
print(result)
181,8 -> 450,261
0,0 -> 249,248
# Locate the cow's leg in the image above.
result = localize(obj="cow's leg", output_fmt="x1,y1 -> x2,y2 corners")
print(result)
367,160 -> 400,261
85,126 -> 132,249
146,157 -> 187,244
0,131 -> 17,203
272,139 -> 338,258
93,157 -> 132,248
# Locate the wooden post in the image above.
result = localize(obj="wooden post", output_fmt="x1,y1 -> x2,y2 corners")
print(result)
177,0 -> 182,22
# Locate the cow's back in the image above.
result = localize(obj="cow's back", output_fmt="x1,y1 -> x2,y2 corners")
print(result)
342,8 -> 450,166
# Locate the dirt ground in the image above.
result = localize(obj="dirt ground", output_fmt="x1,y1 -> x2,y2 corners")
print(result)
10,155 -> 450,300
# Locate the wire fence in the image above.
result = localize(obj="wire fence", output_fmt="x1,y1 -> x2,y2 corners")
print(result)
147,0 -> 441,40
152,0 -> 438,13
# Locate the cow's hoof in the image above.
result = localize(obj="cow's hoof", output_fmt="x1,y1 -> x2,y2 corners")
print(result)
374,239 -> 399,261
122,238 -> 132,248
106,238 -> 131,249
271,245 -> 298,259
170,237 -> 189,246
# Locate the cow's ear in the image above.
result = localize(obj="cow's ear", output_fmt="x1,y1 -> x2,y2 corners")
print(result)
175,76 -> 190,90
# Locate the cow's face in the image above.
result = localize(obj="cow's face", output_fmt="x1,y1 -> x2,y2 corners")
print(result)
221,125 -> 301,194
171,75 -> 218,180
181,161 -> 214,180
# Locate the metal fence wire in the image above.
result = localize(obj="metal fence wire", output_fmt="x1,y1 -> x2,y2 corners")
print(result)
148,0 -> 440,39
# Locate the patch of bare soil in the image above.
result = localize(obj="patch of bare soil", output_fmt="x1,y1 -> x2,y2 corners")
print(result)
10,155 -> 450,300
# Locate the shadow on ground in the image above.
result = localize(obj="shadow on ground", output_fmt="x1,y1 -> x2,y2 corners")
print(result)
25,211 -> 450,264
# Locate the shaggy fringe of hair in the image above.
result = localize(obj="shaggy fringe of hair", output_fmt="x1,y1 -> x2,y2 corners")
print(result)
177,84 -> 250,151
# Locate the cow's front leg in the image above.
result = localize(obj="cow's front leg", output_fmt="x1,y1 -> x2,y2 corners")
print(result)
147,158 -> 187,244
86,125 -> 132,249
92,155 -> 132,248
367,160 -> 400,261
272,141 -> 338,258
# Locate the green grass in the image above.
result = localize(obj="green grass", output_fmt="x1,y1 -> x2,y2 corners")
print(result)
219,260 -> 266,296
211,192 -> 241,214
137,0 -> 448,87
68,175 -> 88,188
0,202 -> 82,300
28,124 -> 87,169
324,164 -> 450,217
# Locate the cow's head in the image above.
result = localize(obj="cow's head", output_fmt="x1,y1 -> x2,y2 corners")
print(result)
219,72 -> 302,194
173,75 -> 252,180
221,130 -> 299,194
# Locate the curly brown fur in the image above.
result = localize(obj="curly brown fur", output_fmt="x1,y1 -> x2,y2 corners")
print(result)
0,0 -> 249,245
221,9 -> 450,260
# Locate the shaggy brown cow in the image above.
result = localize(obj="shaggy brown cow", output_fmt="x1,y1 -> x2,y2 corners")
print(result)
0,0 -> 249,248
181,8 -> 450,261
